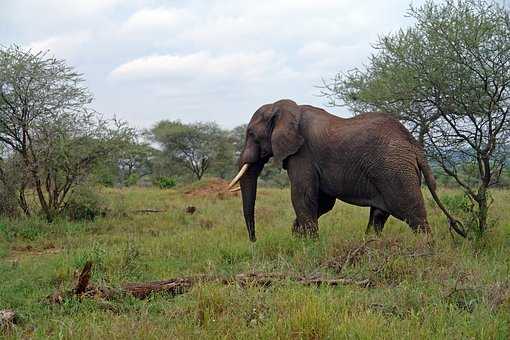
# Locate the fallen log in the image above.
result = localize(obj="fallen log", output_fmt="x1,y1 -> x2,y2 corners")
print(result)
49,263 -> 372,303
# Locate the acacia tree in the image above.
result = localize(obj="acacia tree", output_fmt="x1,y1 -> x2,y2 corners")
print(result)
150,121 -> 229,180
0,45 -> 131,221
322,0 -> 510,234
116,133 -> 154,185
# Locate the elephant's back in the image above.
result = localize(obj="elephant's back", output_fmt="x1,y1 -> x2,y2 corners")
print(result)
318,112 -> 422,202
340,112 -> 420,151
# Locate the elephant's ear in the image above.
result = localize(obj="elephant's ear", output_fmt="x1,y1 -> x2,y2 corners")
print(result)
271,103 -> 304,168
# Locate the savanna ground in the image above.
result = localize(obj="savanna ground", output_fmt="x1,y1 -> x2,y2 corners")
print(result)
1,180 -> 510,339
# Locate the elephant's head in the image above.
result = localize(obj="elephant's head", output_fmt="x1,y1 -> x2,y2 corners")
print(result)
228,99 -> 304,242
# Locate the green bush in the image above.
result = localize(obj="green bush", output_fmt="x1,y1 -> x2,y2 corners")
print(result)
157,177 -> 177,189
441,193 -> 472,215
125,173 -> 140,187
441,192 -> 487,237
65,185 -> 106,221
0,183 -> 18,217
96,173 -> 116,188
0,217 -> 47,241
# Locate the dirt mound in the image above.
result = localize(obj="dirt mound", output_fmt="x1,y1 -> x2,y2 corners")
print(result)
183,178 -> 240,199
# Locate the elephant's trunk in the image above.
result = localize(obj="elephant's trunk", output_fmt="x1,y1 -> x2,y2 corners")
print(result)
240,161 -> 264,242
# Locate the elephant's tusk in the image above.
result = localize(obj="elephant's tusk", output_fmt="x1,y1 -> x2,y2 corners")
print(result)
229,186 -> 241,192
228,164 -> 249,189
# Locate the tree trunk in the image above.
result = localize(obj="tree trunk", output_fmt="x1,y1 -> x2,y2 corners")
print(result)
476,187 -> 489,234
18,185 -> 31,217
33,174 -> 53,222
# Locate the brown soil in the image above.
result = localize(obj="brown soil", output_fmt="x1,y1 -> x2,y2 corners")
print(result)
183,178 -> 240,199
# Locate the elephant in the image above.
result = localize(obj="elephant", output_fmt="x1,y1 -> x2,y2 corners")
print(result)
228,99 -> 466,242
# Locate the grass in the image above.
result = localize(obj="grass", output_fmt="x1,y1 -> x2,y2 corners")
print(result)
1,181 -> 509,339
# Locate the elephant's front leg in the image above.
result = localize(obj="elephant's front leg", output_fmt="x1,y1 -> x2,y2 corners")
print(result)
287,157 -> 319,238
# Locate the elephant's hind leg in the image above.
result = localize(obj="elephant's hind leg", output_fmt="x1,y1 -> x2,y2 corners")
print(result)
365,208 -> 375,234
318,192 -> 336,218
389,191 -> 431,234
365,207 -> 390,235
376,166 -> 431,235
374,209 -> 390,234
407,213 -> 431,234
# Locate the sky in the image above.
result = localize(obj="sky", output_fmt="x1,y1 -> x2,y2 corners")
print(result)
1,0 -> 423,129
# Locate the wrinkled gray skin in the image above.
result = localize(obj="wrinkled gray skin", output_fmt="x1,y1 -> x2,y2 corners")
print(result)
238,99 -> 465,242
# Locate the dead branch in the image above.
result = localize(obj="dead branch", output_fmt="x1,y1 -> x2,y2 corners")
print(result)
406,251 -> 435,258
74,261 -> 92,294
121,277 -> 198,299
342,239 -> 377,271
49,263 -> 372,303
133,209 -> 165,214
0,309 -> 16,331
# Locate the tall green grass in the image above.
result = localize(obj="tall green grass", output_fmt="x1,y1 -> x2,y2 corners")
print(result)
1,184 -> 509,339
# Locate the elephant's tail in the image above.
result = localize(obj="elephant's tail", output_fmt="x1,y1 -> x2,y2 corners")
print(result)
417,155 -> 467,238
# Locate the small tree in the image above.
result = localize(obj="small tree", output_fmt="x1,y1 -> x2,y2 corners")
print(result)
116,133 -> 155,186
150,121 -> 228,180
0,45 -> 131,221
230,124 -> 248,159
322,0 -> 510,234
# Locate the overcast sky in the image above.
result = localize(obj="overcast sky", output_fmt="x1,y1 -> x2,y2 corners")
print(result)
1,0 -> 423,129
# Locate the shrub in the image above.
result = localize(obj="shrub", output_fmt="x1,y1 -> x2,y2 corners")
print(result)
65,185 -> 106,221
95,171 -> 116,188
441,193 -> 472,215
0,217 -> 47,241
441,192 -> 493,237
0,156 -> 22,217
125,173 -> 140,187
157,177 -> 177,189
0,183 -> 19,217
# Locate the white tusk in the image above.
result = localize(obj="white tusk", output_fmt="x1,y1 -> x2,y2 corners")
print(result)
229,186 -> 241,192
228,164 -> 249,189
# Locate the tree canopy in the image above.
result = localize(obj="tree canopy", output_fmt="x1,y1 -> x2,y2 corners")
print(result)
0,45 -> 132,221
150,121 -> 233,180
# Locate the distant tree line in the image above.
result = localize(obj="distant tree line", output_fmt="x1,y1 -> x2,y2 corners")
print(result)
142,120 -> 287,186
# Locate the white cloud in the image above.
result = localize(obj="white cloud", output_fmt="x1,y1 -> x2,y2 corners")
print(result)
175,0 -> 392,50
28,31 -> 91,58
120,7 -> 191,35
110,50 -> 292,82
34,0 -> 123,15
298,42 -> 341,59
3,0 -> 423,127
